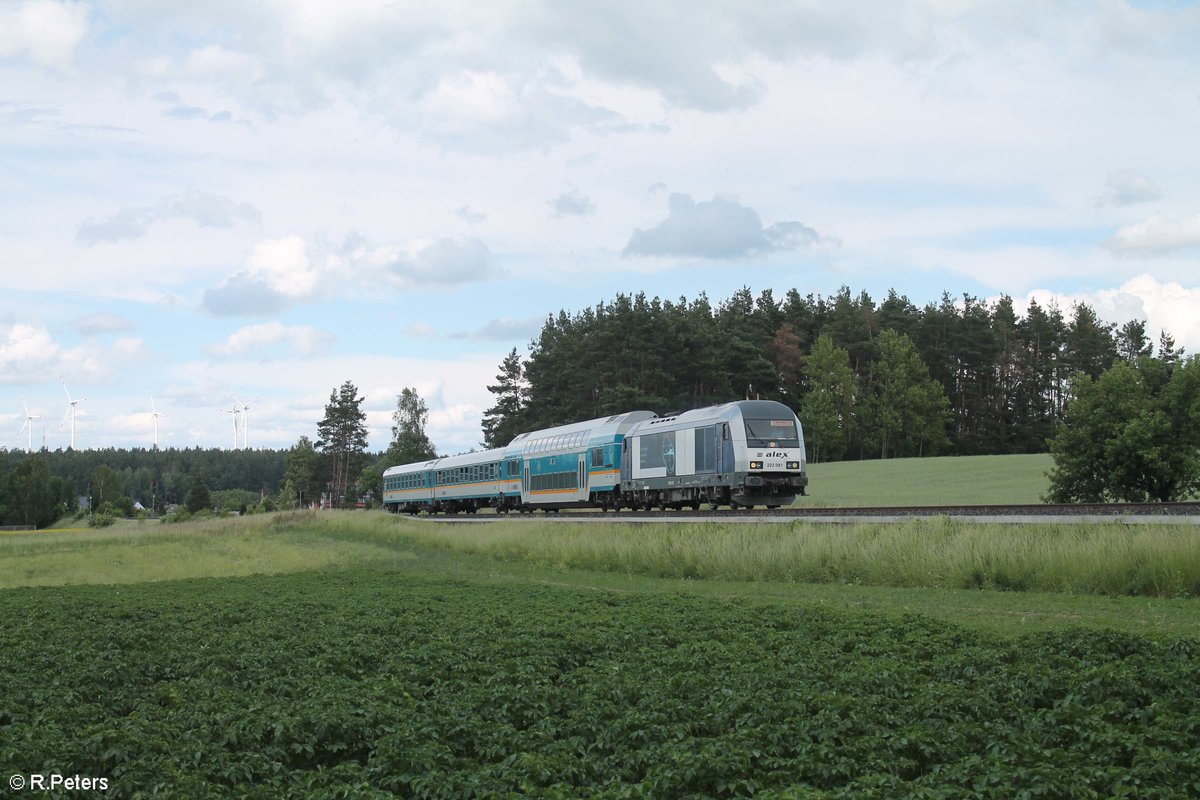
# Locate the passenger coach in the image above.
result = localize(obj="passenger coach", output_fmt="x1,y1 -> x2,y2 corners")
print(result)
506,410 -> 655,511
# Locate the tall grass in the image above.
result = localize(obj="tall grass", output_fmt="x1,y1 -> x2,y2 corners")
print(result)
7,509 -> 1199,599
394,518 -> 1200,598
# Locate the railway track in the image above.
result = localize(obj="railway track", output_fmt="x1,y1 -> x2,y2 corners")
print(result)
417,502 -> 1200,523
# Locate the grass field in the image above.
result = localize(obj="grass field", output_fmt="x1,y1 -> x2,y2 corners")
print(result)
797,453 -> 1054,506
4,493 -> 1200,796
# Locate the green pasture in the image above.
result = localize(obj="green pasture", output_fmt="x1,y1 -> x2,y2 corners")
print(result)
798,452 -> 1054,506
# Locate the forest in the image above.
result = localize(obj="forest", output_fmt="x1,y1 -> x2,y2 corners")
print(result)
483,286 -> 1178,462
0,447 -> 289,528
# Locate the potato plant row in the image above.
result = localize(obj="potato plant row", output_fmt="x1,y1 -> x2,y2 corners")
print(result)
2,572 -> 1198,798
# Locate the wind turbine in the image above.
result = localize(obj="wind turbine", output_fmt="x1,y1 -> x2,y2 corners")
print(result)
231,392 -> 260,449
18,398 -> 40,453
218,407 -> 240,449
149,393 -> 168,449
59,379 -> 87,450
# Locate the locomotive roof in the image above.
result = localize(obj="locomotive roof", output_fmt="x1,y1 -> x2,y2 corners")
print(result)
628,399 -> 798,435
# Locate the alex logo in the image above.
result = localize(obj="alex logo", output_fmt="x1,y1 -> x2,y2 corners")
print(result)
757,451 -> 788,458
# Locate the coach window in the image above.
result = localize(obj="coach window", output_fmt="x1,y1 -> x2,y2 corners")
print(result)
591,447 -> 603,467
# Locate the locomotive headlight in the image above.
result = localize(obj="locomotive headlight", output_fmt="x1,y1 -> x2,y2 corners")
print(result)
749,461 -> 762,470
787,461 -> 800,470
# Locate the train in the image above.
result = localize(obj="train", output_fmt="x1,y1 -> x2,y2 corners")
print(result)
382,399 -> 808,513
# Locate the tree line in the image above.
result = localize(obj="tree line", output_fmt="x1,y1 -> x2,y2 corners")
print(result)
482,286 -> 1181,462
0,382 -> 444,524
0,447 -> 288,528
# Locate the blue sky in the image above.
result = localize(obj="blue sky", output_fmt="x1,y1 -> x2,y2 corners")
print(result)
3,0 -> 1200,455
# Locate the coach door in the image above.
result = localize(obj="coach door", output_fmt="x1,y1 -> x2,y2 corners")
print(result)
523,464 -> 530,500
579,456 -> 586,500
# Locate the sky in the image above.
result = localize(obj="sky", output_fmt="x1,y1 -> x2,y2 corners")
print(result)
3,0 -> 1200,456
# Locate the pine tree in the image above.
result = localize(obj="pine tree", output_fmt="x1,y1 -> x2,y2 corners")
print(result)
185,474 -> 211,513
861,330 -> 950,458
387,388 -> 438,462
1157,330 -> 1183,366
283,436 -> 322,508
1117,319 -> 1152,364
315,381 -> 369,508
481,349 -> 529,448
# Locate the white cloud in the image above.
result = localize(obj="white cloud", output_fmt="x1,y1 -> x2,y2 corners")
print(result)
548,189 -> 597,218
1,322 -> 145,384
203,233 -> 495,316
405,322 -> 437,339
73,312 -> 137,336
1013,275 -> 1200,354
455,205 -> 487,224
0,0 -> 88,69
624,193 -> 833,259
1103,213 -> 1200,257
206,322 -> 333,360
77,190 -> 261,246
454,316 -> 543,342
203,236 -> 326,316
369,236 -> 494,289
1095,170 -> 1161,207
185,44 -> 261,80
245,237 -> 321,298
415,69 -> 620,151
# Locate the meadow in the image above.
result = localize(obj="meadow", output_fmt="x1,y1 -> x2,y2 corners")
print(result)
797,452 -> 1054,507
3,454 -> 1199,797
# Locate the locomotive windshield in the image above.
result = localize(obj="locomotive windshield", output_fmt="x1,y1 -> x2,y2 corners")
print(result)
743,418 -> 800,447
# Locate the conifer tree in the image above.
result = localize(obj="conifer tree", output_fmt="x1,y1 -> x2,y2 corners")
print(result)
185,474 -> 211,513
481,349 -> 529,448
387,388 -> 438,463
283,436 -> 322,508
316,381 -> 368,507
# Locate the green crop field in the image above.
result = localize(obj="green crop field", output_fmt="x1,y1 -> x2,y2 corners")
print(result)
3,509 -> 1200,797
